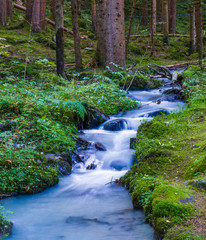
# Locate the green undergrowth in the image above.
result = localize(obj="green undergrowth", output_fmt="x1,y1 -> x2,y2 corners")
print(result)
120,66 -> 206,239
0,206 -> 12,239
0,55 -> 138,196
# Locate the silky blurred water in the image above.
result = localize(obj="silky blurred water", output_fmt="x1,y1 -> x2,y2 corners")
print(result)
2,87 -> 184,240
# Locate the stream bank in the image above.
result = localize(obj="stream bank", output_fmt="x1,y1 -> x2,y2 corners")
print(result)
120,65 -> 206,240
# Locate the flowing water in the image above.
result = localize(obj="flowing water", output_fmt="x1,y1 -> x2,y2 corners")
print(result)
1,80 -> 185,240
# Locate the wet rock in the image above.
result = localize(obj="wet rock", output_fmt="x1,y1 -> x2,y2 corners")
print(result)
104,119 -> 128,131
110,160 -> 127,171
130,138 -> 136,149
95,142 -> 107,151
86,163 -> 97,170
79,107 -> 109,129
66,216 -> 109,225
180,196 -> 195,203
139,109 -> 169,118
58,161 -> 71,175
189,179 -> 206,190
163,88 -> 183,100
45,152 -> 72,175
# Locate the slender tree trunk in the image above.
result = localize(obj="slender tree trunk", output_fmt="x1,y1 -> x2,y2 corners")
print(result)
126,0 -> 136,59
56,0 -> 64,77
96,0 -> 107,66
91,0 -> 97,34
151,0 -> 157,56
141,0 -> 148,26
162,0 -> 169,45
32,0 -> 40,33
71,0 -> 83,68
77,0 -> 81,16
105,0 -> 125,70
169,0 -> 176,33
0,0 -> 7,26
50,0 -> 57,19
190,5 -> 196,54
7,0 -> 13,21
157,0 -> 162,22
40,0 -> 47,31
195,0 -> 203,67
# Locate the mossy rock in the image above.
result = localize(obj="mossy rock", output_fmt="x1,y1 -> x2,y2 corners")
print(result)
185,156 -> 206,179
137,120 -> 169,139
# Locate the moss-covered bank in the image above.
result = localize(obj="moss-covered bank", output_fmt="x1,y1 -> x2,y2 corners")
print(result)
120,66 -> 206,240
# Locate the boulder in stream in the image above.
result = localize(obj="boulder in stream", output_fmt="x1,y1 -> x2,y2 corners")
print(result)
104,119 -> 128,131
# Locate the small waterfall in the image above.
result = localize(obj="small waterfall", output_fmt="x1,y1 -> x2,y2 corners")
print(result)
2,86 -> 185,240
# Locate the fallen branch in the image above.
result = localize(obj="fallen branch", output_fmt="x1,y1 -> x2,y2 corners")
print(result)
130,34 -> 190,38
14,4 -> 88,39
105,179 -> 119,185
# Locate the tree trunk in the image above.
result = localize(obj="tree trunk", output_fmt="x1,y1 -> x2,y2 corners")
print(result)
141,0 -> 148,26
162,0 -> 169,45
91,0 -> 97,34
26,0 -> 34,24
71,0 -> 83,68
55,0 -> 64,77
169,0 -> 176,33
50,0 -> 57,19
40,0 -> 47,31
105,0 -> 125,70
126,0 -> 136,59
7,0 -> 13,21
151,0 -> 157,56
195,0 -> 203,67
190,5 -> 196,54
32,0 -> 41,33
0,0 -> 7,26
157,0 -> 162,22
96,0 -> 107,66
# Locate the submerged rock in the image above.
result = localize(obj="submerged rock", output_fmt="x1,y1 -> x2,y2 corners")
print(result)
95,142 -> 107,151
139,109 -> 169,118
104,119 -> 128,131
110,160 -> 127,171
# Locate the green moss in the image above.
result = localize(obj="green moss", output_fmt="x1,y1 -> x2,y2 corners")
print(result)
164,228 -> 203,240
185,156 -> 206,179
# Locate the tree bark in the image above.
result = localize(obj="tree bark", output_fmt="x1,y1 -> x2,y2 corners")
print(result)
71,0 -> 83,68
169,0 -> 176,33
162,0 -> 169,45
157,0 -> 162,22
40,0 -> 47,31
96,0 -> 107,66
55,0 -> 65,77
50,0 -> 57,19
141,0 -> 148,26
26,0 -> 34,24
7,0 -> 13,21
91,0 -> 97,34
190,5 -> 196,54
195,0 -> 203,67
151,0 -> 157,56
105,0 -> 125,70
32,0 -> 40,33
0,0 -> 7,26
126,0 -> 136,58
